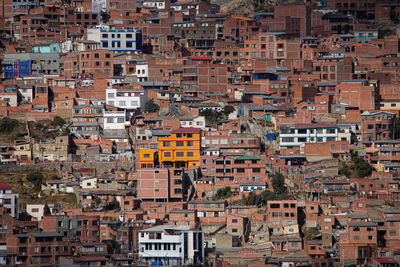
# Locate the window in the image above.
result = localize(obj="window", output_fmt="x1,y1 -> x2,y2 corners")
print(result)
164,152 -> 171,158
270,203 -> 280,209
187,152 -> 194,157
176,141 -> 184,147
174,188 -> 182,194
187,141 -> 193,147
176,152 -> 184,157
232,228 -> 238,233
164,142 -> 171,147
143,154 -> 150,159
119,101 -> 126,106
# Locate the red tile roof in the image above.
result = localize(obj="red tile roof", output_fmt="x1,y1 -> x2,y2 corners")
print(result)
371,258 -> 397,264
171,128 -> 201,134
187,56 -> 212,60
0,183 -> 11,188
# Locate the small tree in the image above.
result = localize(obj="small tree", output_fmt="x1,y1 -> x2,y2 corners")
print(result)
215,186 -> 232,199
27,171 -> 45,188
271,173 -> 286,194
353,153 -> 373,178
100,11 -> 110,23
53,116 -> 65,127
199,109 -> 222,125
105,199 -> 120,210
223,105 -> 235,116
144,99 -> 159,113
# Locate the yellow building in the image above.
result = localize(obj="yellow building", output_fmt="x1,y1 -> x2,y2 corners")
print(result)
380,100 -> 400,111
158,128 -> 201,168
139,148 -> 155,168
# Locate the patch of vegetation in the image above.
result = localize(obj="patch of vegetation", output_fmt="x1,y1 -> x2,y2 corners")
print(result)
0,169 -> 78,208
352,153 -> 373,178
61,127 -> 70,136
238,190 -> 290,206
338,162 -> 351,177
100,11 -> 110,23
28,120 -> 59,140
0,117 -> 20,134
0,117 -> 27,141
271,172 -> 286,194
199,109 -> 223,125
53,116 -> 65,127
144,99 -> 160,113
26,171 -> 45,188
302,227 -> 320,240
223,105 -> 235,116
105,199 -> 120,211
213,186 -> 232,200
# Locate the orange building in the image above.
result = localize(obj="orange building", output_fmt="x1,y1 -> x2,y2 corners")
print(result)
158,128 -> 200,168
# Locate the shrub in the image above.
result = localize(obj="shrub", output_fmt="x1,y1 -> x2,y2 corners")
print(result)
144,99 -> 159,113
0,117 -> 20,134
27,172 -> 45,188
53,116 -> 65,127
223,105 -> 235,116
214,186 -> 232,199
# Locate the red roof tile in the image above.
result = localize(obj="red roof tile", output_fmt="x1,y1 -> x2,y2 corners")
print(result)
371,258 -> 397,264
187,56 -> 212,60
0,183 -> 11,188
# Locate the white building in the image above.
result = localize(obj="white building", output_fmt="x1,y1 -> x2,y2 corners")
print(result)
87,27 -> 142,53
138,225 -> 204,266
136,64 -> 148,82
0,184 -> 19,218
106,88 -> 143,111
104,110 -> 129,130
143,0 -> 166,9
26,204 -> 56,220
180,116 -> 206,130
279,123 -> 348,148
79,177 -> 98,189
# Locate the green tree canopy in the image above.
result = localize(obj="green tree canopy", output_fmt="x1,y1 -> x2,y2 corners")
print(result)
271,172 -> 286,194
144,99 -> 159,113
53,116 -> 65,127
352,153 -> 373,178
26,171 -> 45,188
214,186 -> 232,200
223,105 -> 235,116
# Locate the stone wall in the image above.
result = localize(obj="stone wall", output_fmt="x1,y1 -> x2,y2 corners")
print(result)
0,161 -> 135,174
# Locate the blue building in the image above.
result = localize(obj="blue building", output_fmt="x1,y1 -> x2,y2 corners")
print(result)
3,61 -> 31,79
33,43 -> 60,53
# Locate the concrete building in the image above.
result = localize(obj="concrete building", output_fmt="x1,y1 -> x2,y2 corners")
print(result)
3,53 -> 62,78
279,123 -> 350,148
103,110 -> 129,130
361,111 -> 395,141
87,27 -> 142,53
138,225 -> 204,266
0,184 -> 18,218
106,88 -> 143,111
